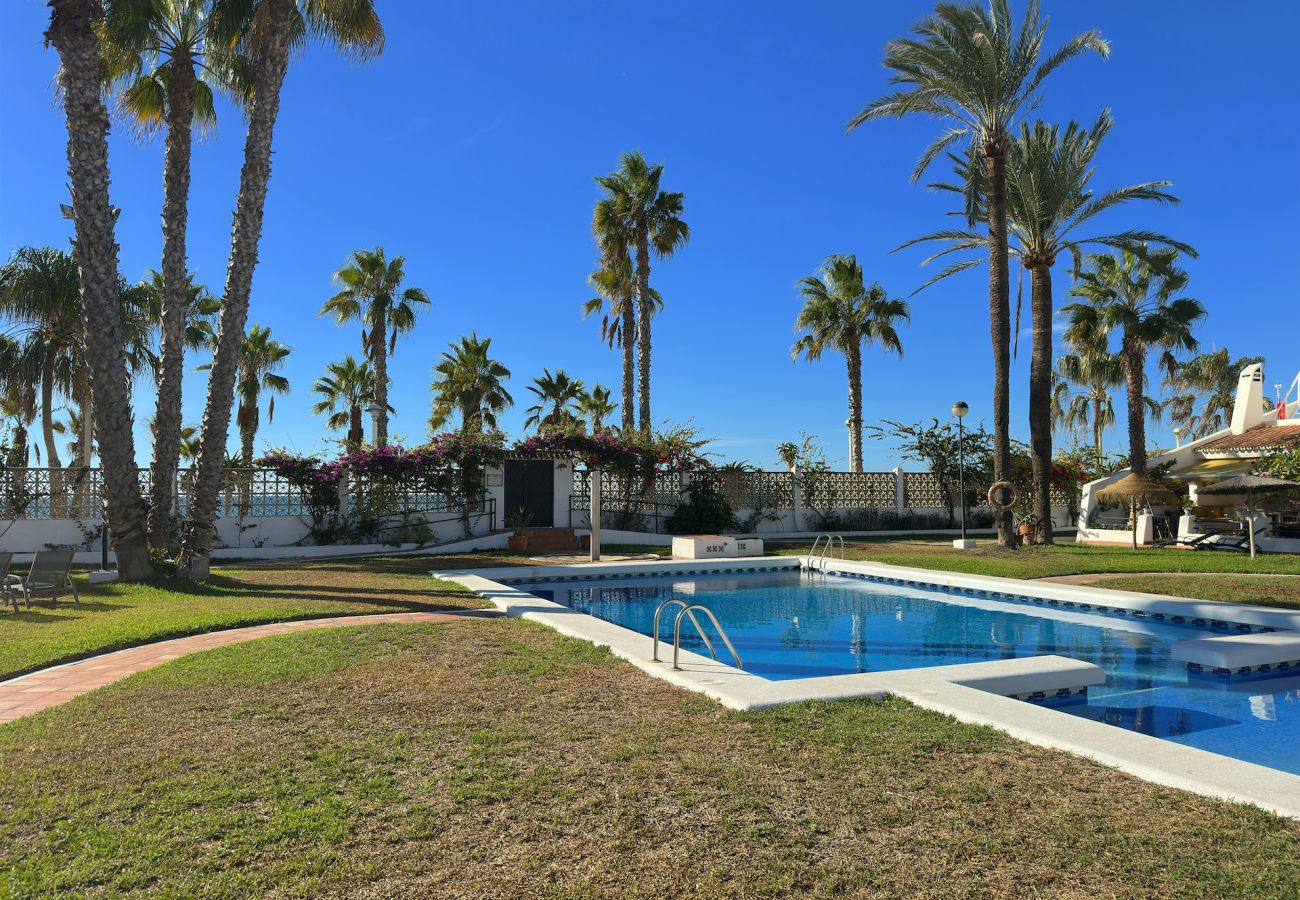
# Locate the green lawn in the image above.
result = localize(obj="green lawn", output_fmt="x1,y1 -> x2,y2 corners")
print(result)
0,555 -> 494,681
1085,574 -> 1300,611
769,537 -> 1300,577
1,618 -> 1296,896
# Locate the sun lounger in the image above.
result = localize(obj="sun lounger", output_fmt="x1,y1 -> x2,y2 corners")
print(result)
5,549 -> 79,608
0,552 -> 22,613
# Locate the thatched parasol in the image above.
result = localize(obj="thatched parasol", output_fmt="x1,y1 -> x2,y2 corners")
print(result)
1096,474 -> 1177,550
1195,474 -> 1300,558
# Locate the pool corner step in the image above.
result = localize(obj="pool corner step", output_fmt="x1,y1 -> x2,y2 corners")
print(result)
1172,632 -> 1300,679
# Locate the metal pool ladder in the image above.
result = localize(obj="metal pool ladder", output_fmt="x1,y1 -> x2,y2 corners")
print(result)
651,598 -> 743,671
807,533 -> 845,571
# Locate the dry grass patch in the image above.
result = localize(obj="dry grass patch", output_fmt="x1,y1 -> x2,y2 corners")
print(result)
1,618 -> 1296,897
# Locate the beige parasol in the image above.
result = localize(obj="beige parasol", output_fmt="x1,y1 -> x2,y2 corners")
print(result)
1096,474 -> 1177,550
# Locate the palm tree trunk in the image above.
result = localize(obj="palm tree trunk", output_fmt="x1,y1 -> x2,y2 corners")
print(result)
46,0 -> 152,580
846,342 -> 863,473
1121,335 -> 1147,477
77,369 -> 92,466
984,141 -> 1014,548
177,0 -> 293,579
1093,397 -> 1104,473
634,230 -> 652,434
349,404 -> 363,446
40,348 -> 62,471
238,404 -> 255,517
148,55 -> 196,550
372,304 -> 388,446
621,287 -> 636,434
1028,263 -> 1053,544
40,348 -> 64,517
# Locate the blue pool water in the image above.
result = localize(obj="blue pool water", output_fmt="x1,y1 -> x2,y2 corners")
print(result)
509,569 -> 1300,775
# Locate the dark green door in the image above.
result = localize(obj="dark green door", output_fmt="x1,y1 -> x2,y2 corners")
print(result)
503,459 -> 554,527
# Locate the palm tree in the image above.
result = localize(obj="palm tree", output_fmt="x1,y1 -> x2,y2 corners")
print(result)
0,341 -> 38,470
230,325 -> 291,465
44,0 -> 156,578
130,268 -> 220,545
320,247 -> 429,446
578,385 -> 618,433
311,354 -> 377,447
594,151 -> 689,432
1063,248 -> 1205,476
1052,349 -> 1164,472
428,334 -> 513,434
902,112 -> 1190,539
99,1 -> 244,549
1164,348 -> 1267,439
524,369 -> 585,432
0,247 -> 81,472
849,0 -> 1107,545
791,256 -> 909,473
587,199 -> 639,433
179,0 -> 383,578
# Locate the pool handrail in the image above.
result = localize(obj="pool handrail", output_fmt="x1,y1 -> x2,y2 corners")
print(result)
807,533 -> 845,571
672,604 -> 743,671
651,597 -> 716,662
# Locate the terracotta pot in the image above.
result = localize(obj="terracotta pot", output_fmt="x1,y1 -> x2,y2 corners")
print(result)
507,534 -> 528,551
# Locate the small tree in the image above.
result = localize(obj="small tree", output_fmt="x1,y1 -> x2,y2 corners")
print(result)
867,419 -> 993,525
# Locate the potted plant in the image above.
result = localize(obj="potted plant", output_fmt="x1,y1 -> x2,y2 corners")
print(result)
1016,513 -> 1040,544
506,508 -> 532,551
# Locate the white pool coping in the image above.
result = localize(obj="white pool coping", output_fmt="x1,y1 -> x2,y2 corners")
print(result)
432,555 -> 1300,819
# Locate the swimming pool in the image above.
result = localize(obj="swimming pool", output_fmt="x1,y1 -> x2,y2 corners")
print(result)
508,567 -> 1300,777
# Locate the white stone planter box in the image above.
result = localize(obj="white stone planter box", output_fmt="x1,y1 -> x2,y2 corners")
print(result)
672,535 -> 737,559
733,538 -> 764,557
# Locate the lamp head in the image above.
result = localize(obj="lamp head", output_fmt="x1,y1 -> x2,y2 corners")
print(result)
951,401 -> 969,419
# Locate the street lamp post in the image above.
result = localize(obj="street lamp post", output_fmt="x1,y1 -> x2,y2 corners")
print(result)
367,402 -> 383,446
952,401 -> 972,550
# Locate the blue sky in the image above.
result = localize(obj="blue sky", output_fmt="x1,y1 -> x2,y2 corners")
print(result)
2,0 -> 1297,470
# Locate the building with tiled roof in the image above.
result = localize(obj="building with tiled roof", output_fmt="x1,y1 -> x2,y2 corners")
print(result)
1077,364 -> 1300,550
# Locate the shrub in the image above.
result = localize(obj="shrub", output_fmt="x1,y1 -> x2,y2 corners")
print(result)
666,478 -> 737,534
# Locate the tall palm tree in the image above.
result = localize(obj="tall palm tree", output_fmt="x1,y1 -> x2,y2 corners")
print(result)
44,0 -> 154,578
849,0 -> 1107,546
132,267 -> 220,544
1164,348 -> 1267,439
1052,349 -> 1171,473
179,0 -> 383,577
1063,248 -> 1205,476
99,0 -> 245,549
578,385 -> 618,433
0,247 -> 81,472
791,256 -> 909,473
428,334 -> 513,434
232,325 -> 290,465
311,354 -> 377,447
594,151 -> 689,432
524,369 -> 585,432
902,112 -> 1189,539
587,201 -> 637,433
320,247 -> 429,446
0,340 -> 38,470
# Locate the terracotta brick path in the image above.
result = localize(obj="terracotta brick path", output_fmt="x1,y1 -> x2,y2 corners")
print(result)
0,611 -> 477,724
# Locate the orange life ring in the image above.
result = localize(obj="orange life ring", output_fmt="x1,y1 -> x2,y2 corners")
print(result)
987,480 -> 1018,512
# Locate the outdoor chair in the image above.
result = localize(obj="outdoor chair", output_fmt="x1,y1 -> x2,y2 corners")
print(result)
5,549 -> 79,608
0,552 -> 21,613
1201,526 -> 1268,553
1151,531 -> 1220,550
